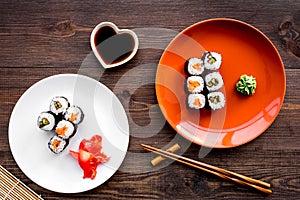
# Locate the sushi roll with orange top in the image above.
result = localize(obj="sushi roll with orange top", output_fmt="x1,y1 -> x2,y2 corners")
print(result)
184,58 -> 205,76
48,136 -> 68,154
55,120 -> 76,139
187,94 -> 206,109
185,76 -> 204,94
64,106 -> 84,124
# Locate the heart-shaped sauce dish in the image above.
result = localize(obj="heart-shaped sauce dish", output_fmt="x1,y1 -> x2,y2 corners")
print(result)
90,22 -> 139,68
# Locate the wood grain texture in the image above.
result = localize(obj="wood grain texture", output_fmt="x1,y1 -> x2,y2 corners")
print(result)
0,0 -> 300,199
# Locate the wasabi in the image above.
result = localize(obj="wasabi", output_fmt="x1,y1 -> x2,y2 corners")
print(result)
236,74 -> 257,95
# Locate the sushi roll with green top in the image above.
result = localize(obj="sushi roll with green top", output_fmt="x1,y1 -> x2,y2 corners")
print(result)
203,51 -> 222,70
207,92 -> 226,110
48,136 -> 68,154
184,58 -> 205,76
64,106 -> 84,124
49,96 -> 70,116
205,72 -> 224,91
37,111 -> 56,131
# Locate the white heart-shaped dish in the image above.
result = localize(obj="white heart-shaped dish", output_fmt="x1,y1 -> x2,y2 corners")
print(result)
90,22 -> 139,69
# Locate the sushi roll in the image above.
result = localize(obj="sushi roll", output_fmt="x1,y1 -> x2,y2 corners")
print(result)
48,136 -> 68,154
37,111 -> 56,131
49,96 -> 70,116
187,93 -> 206,109
205,72 -> 224,91
203,52 -> 222,70
64,105 -> 84,124
184,58 -> 205,76
55,120 -> 76,139
207,92 -> 226,110
186,76 -> 205,93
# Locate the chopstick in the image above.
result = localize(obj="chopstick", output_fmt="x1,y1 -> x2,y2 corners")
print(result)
141,144 -> 272,194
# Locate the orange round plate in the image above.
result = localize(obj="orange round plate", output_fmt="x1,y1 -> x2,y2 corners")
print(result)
156,18 -> 286,148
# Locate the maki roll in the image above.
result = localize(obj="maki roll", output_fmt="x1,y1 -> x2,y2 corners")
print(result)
55,120 -> 76,139
207,92 -> 226,110
187,93 -> 206,109
186,76 -> 204,94
64,106 -> 84,124
205,72 -> 224,91
203,52 -> 222,70
48,136 -> 68,154
184,58 -> 204,76
49,96 -> 70,116
37,111 -> 56,131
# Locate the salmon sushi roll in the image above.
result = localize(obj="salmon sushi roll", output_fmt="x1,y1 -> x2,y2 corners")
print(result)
184,58 -> 205,76
64,106 -> 84,124
55,120 -> 76,139
185,76 -> 205,94
48,136 -> 68,154
187,93 -> 206,109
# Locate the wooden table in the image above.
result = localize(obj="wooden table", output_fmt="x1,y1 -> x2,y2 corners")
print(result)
1,0 -> 299,199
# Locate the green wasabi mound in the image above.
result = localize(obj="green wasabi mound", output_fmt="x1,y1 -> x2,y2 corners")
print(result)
236,74 -> 257,95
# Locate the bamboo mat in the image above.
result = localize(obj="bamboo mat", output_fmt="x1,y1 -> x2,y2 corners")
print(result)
0,165 -> 43,200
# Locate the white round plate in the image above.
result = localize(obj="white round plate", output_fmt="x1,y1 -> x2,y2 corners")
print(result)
9,74 -> 129,193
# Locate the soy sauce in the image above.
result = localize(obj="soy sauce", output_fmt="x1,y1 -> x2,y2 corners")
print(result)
94,26 -> 135,65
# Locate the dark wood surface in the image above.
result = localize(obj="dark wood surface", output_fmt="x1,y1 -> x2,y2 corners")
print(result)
1,0 -> 299,199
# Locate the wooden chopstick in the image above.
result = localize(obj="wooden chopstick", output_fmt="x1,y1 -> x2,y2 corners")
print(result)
141,144 -> 272,194
151,143 -> 181,166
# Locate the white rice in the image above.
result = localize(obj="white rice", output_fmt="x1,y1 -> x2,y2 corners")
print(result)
187,58 -> 204,75
55,120 -> 75,139
50,96 -> 69,115
203,52 -> 222,70
205,72 -> 224,91
48,136 -> 67,154
207,92 -> 226,110
188,94 -> 206,109
186,76 -> 204,93
38,112 -> 55,131
64,106 -> 83,124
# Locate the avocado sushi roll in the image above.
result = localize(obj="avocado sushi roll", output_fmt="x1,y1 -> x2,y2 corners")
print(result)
185,76 -> 205,94
55,120 -> 76,139
203,51 -> 222,70
64,105 -> 84,124
48,136 -> 68,154
205,72 -> 224,91
184,58 -> 205,76
49,96 -> 70,116
37,111 -> 56,131
207,92 -> 226,110
187,93 -> 206,109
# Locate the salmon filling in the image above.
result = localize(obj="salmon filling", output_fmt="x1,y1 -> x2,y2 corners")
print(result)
56,125 -> 68,137
188,80 -> 201,92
